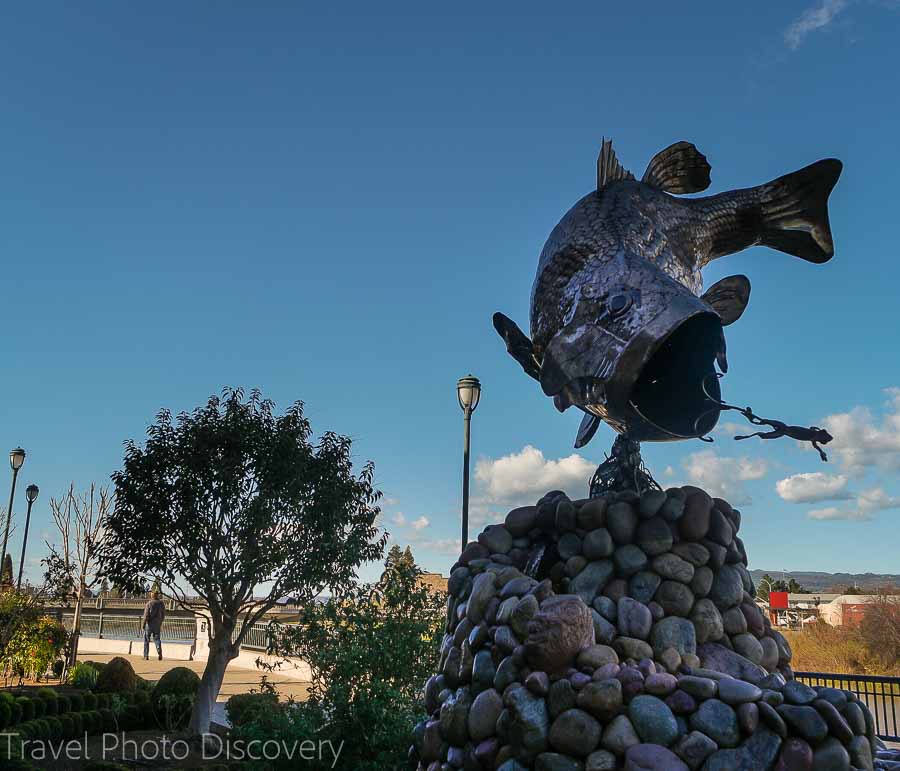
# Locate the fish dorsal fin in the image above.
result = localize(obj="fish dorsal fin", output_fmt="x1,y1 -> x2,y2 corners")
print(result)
701,274 -> 751,325
642,141 -> 712,194
597,138 -> 635,191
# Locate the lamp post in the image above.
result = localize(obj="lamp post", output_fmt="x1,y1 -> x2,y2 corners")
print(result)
1,447 -> 26,575
16,484 -> 39,590
457,375 -> 481,551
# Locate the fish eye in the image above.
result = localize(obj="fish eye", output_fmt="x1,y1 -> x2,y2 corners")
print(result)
609,293 -> 631,316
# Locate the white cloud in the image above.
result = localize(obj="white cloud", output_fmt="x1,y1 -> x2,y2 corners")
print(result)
807,506 -> 868,521
474,445 -> 595,503
382,497 -> 399,506
804,485 -> 900,521
663,465 -> 675,478
784,0 -> 849,49
775,472 -> 852,503
681,450 -> 771,505
411,516 -> 430,531
392,512 -> 407,527
856,486 -> 900,514
408,537 -> 459,557
820,387 -> 900,474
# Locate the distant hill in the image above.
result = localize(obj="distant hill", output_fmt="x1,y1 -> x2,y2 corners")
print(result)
748,569 -> 900,593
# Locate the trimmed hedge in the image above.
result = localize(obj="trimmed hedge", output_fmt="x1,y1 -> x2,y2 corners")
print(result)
15,698 -> 33,722
94,657 -> 137,693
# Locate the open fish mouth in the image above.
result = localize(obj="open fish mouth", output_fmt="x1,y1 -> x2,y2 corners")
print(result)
627,313 -> 723,439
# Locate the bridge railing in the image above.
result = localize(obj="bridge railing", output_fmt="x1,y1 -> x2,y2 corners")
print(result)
59,613 -> 197,643
794,670 -> 900,742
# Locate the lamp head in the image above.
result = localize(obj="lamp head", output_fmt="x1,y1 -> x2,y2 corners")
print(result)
457,375 -> 482,413
25,484 -> 39,504
9,448 -> 25,472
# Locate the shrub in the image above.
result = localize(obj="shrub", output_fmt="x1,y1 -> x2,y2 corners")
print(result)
94,657 -> 137,693
9,698 -> 21,724
68,662 -> 100,690
34,718 -> 50,740
226,692 -> 279,727
88,710 -> 103,734
99,708 -> 117,732
45,716 -> 63,741
56,694 -> 71,715
58,713 -> 74,739
68,692 -> 85,712
31,698 -> 45,718
69,711 -> 83,736
152,667 -> 200,731
83,660 -> 106,675
41,696 -> 57,716
35,688 -> 58,700
132,688 -> 150,707
96,693 -> 111,710
2,616 -> 68,682
120,705 -> 142,731
14,698 -> 33,722
82,692 -> 98,710
83,762 -> 129,771
0,699 -> 10,729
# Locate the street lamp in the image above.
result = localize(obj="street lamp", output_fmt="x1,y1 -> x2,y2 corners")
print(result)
457,375 -> 482,551
0,447 -> 26,575
16,484 -> 39,590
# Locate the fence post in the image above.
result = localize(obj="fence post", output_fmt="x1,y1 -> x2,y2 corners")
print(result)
98,598 -> 104,639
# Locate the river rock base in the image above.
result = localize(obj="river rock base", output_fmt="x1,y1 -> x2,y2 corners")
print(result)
410,486 -> 879,771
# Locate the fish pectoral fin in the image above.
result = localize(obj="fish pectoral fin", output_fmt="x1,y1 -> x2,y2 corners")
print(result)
642,141 -> 712,194
597,138 -> 635,192
758,158 -> 843,264
701,274 -> 751,326
574,411 -> 602,448
492,312 -> 541,380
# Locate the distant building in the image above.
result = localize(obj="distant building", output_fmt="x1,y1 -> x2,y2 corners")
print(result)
419,572 -> 448,594
763,592 -> 900,628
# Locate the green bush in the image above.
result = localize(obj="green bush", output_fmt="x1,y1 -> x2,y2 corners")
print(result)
99,707 -> 117,732
56,694 -> 71,714
34,718 -> 50,740
83,762 -> 130,771
0,760 -> 34,770
83,660 -> 106,674
69,711 -> 83,736
226,692 -> 279,727
45,716 -> 63,741
152,666 -> 199,731
14,698 -> 33,722
0,700 -> 11,729
58,713 -> 75,739
35,687 -> 58,700
68,692 -> 85,712
120,705 -> 142,731
94,657 -> 137,693
9,698 -> 22,724
132,688 -> 150,707
68,662 -> 100,690
88,710 -> 103,734
30,698 -> 45,718
40,696 -> 57,716
82,691 -> 98,710
96,693 -> 111,710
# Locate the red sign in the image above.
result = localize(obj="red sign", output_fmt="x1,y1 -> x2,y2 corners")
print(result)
769,591 -> 789,609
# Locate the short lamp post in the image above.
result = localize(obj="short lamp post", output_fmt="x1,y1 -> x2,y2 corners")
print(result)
0,447 -> 26,575
16,484 -> 39,590
457,375 -> 482,551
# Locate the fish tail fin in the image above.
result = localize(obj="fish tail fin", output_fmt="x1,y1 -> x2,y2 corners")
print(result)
758,158 -> 842,263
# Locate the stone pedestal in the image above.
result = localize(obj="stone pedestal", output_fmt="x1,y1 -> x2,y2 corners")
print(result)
410,485 -> 878,771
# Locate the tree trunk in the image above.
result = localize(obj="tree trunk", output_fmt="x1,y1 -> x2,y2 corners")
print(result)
68,589 -> 85,667
188,628 -> 236,735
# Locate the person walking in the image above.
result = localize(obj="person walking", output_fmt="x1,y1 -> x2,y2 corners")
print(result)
141,591 -> 166,661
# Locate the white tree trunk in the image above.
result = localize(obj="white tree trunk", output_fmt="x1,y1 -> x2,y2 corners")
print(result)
188,630 -> 236,736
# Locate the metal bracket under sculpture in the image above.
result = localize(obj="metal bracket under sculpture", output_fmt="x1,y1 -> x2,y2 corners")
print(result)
493,138 -> 842,485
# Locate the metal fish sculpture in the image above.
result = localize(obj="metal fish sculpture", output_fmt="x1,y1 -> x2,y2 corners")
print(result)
494,139 -> 842,447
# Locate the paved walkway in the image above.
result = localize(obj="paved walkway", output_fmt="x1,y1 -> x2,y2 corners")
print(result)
77,653 -> 311,703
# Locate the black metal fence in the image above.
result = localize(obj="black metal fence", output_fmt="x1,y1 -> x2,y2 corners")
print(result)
795,671 -> 900,742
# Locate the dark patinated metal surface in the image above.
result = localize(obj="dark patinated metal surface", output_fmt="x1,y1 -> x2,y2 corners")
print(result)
494,139 -> 842,446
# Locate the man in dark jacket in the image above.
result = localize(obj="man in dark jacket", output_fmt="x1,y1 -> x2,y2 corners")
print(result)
141,591 -> 166,661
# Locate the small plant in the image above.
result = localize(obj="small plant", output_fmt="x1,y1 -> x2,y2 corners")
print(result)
151,666 -> 199,730
67,661 -> 100,690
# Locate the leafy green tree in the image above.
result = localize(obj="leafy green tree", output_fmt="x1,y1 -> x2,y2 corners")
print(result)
267,552 -> 446,769
787,578 -> 808,594
98,388 -> 385,734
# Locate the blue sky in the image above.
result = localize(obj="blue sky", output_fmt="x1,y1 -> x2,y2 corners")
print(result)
1,1 -> 898,585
